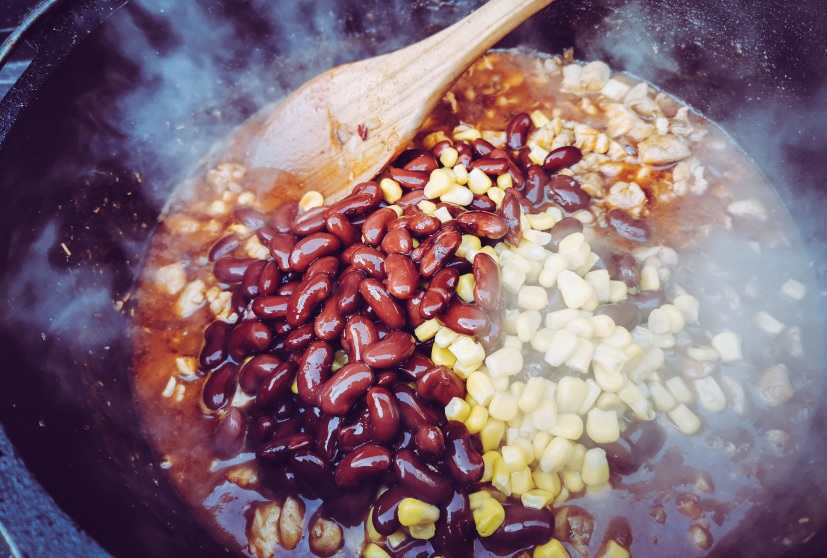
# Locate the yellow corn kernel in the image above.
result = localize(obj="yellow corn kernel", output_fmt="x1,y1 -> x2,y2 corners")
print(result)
521,488 -> 555,510
433,206 -> 454,223
453,164 -> 469,185
581,448 -> 610,487
565,444 -> 587,473
417,200 -> 437,215
386,531 -> 407,549
480,419 -> 506,453
496,172 -> 513,190
453,125 -> 481,142
528,146 -> 550,165
398,498 -> 440,527
464,405 -> 489,434
409,522 -> 436,540
472,496 -> 505,537
501,445 -> 528,473
456,274 -> 476,303
532,431 -> 552,460
510,467 -> 535,495
491,453 -> 512,496
457,234 -> 482,258
331,350 -> 348,372
299,190 -> 324,211
439,146 -> 459,168
532,469 -> 562,496
540,437 -> 575,473
597,540 -> 630,558
380,178 -> 403,204
445,397 -> 471,423
468,167 -> 493,194
487,186 -> 506,207
414,319 -> 440,342
561,470 -> 585,493
431,344 -> 458,368
452,359 -> 482,379
469,490 -> 492,510
467,372 -> 496,406
386,204 -> 403,217
534,538 -> 570,558
364,543 -> 392,558
291,374 -> 299,394
366,507 -> 383,541
488,392 -> 519,422
424,168 -> 456,199
481,451 -> 501,483
530,110 -> 551,128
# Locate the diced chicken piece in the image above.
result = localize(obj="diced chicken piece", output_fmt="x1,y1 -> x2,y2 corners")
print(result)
176,280 -> 206,318
245,235 -> 271,259
248,502 -> 281,558
605,103 -> 641,138
206,287 -> 238,323
155,262 -> 187,295
207,162 -> 246,194
758,365 -> 794,406
623,81 -> 651,102
579,61 -> 611,91
601,78 -> 631,101
637,134 -> 692,165
226,465 -> 259,488
627,96 -> 661,119
561,64 -> 583,91
278,496 -> 305,551
606,181 -> 647,217
727,198 -> 767,220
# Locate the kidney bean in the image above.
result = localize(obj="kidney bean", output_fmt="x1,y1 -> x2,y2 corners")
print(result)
338,410 -> 372,452
316,415 -> 342,461
442,421 -> 484,484
393,384 -> 440,430
213,406 -> 246,458
542,143 -> 583,173
202,362 -> 238,411
291,450 -> 338,499
380,227 -> 413,255
397,190 -> 427,207
251,295 -> 289,320
409,212 -> 442,237
387,215 -> 411,231
268,234 -> 296,272
548,174 -> 590,213
283,323 -> 315,350
489,148 -> 526,189
227,321 -> 271,360
305,255 -> 340,280
430,140 -> 452,158
419,268 -> 457,319
390,168 -> 428,189
289,232 -> 341,272
342,315 -> 377,363
359,278 -> 406,329
274,320 -> 293,336
469,158 -> 509,176
409,233 -> 437,264
238,354 -> 281,394
604,251 -> 640,288
286,273 -> 331,326
233,207 -> 266,229
256,361 -> 297,409
334,444 -> 392,489
604,420 -> 667,476
607,208 -> 651,242
251,415 -> 278,444
295,340 -> 334,405
539,227 -> 578,261
338,242 -> 363,266
470,252 -> 501,311
380,253 -> 417,300
439,299 -> 489,336
455,210 -> 508,240
436,203 -> 465,219
316,362 -> 374,416
274,398 -> 299,420
370,484 -> 409,536
301,403 -> 323,435
360,207 -> 396,246
351,246 -> 386,279
398,352 -> 435,382
415,425 -> 445,461
628,290 -> 665,321
199,321 -> 232,369
393,449 -> 451,505
372,371 -> 395,388
257,225 -> 280,245
455,141 -> 474,168
209,234 -> 241,262
323,485 -> 376,528
416,366 -> 466,407
404,153 -> 439,173
324,211 -> 358,246
468,194 -> 497,212
498,189 -> 522,246
433,489 -> 474,558
257,432 -> 314,464
292,206 -> 329,236
363,331 -> 416,369
518,164 -> 548,209
239,260 -> 265,299
336,270 -> 365,315
402,289 -> 425,329
420,228 -> 462,277
364,386 -> 401,445
478,305 -> 503,352
274,415 -> 303,438
313,297 -> 344,341
595,300 -> 640,331
213,257 -> 256,283
505,112 -> 531,150
352,181 -> 384,207
516,147 -> 532,170
484,503 -> 555,553
256,261 -> 280,296
270,200 -> 300,233
471,138 -> 495,158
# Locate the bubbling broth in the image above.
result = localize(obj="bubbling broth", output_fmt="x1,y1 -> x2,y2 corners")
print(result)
132,50 -> 822,557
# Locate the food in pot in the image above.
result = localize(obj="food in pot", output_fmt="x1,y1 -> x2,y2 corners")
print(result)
132,50 -> 821,557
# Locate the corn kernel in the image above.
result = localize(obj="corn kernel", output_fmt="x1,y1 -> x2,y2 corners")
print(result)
581,447 -> 610,486
597,540 -> 630,558
409,523 -> 436,540
453,164 -> 469,185
521,488 -> 555,510
417,200 -> 437,215
481,419 -> 506,453
501,445 -> 528,472
532,469 -> 562,495
481,451 -> 501,483
298,190 -> 324,211
291,374 -> 299,394
529,146 -> 550,165
431,344 -> 457,368
485,346 -> 524,378
440,184 -> 474,206
364,543 -> 392,558
669,403 -> 701,435
414,319 -> 440,341
380,178 -> 403,204
440,147 -> 459,168
464,405 -> 490,434
711,330 -> 742,362
491,454 -> 512,496
489,392 -> 519,422
540,437 -> 575,473
468,167 -> 493,194
398,498 -> 440,526
640,265 -> 660,291
531,399 -> 559,431
560,470 -> 585,493
452,359 -> 482,379
386,531 -> 406,549
453,124 -> 481,142
434,327 -> 460,348
457,234 -> 482,258
532,431 -> 553,461
565,443 -> 586,473
472,496 -> 505,537
487,186 -> 505,207
511,467 -> 535,495
467,372 -> 496,406
456,273 -> 476,303
424,168 -> 455,199
469,490 -> 493,510
433,206 -> 454,223
586,407 -> 620,444
497,172 -> 513,189
530,110 -> 551,128
556,376 -> 588,415
366,507 -> 383,542
549,413 -> 583,440
445,397 -> 472,422
534,538 -> 570,558
331,350 -> 348,372
517,377 -> 545,413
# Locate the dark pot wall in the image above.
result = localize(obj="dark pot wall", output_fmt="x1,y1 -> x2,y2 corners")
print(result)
0,1 -> 825,556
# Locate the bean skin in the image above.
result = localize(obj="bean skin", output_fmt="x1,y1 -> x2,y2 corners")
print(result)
328,193 -> 378,218
469,158 -> 509,176
398,352 -> 435,382
305,255 -> 340,279
456,211 -> 508,240
351,246 -> 386,279
239,354 -> 282,395
359,278 -> 407,329
442,421 -> 484,485
473,252 -> 501,310
314,297 -> 345,341
548,175 -> 590,213
430,140 -> 452,159
202,362 -> 238,411
365,386 -> 401,445
227,321 -> 272,360
291,450 -> 338,499
543,145 -> 583,173
270,200 -> 300,233
214,257 -> 256,283
256,361 -> 298,409
362,207 -> 398,246
343,315 -> 378,363
433,489 -> 474,558
393,449 -> 452,505
404,153 -> 439,173
251,295 -> 289,320
372,485 -> 411,536
409,212 -> 442,237
352,181 -> 384,207
415,425 -> 445,461
336,270 -> 365,314
316,362 -> 374,416
498,189 -> 522,246
549,217 -> 584,250
384,254 -> 419,299
607,208 -> 651,242
337,410 -> 373,452
268,234 -> 296,271
389,168 -> 429,189
257,432 -> 314,464
420,228 -> 462,277
484,504 -> 556,554
257,260 -> 281,296
286,273 -> 331,326
596,300 -> 640,331
289,233 -> 341,272
393,384 -> 441,430
397,190 -> 427,207
604,251 -> 640,288
506,112 -> 531,150
416,366 -> 466,406
213,407 -> 246,458
439,298 -> 490,336
325,211 -> 359,246
297,341 -> 334,406
405,289 -> 426,328
455,141 -> 474,168
292,206 -> 329,236
363,331 -> 416,368
339,242 -> 366,265
468,194 -> 497,212
316,414 -> 342,462
284,322 -> 316,350
380,227 -> 413,255
199,321 -> 232,369
471,138 -> 495,158
209,234 -> 241,262
334,444 -> 392,489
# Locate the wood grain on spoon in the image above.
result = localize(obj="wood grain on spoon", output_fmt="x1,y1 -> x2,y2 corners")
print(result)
246,0 -> 555,198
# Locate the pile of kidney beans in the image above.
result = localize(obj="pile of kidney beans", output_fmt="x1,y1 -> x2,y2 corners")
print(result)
195,114 -> 649,556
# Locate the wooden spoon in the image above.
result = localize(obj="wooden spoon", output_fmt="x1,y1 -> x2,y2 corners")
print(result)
246,0 -> 555,197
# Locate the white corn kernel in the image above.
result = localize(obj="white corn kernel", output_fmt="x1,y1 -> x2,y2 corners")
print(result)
519,377 -> 546,413
501,445 -> 529,472
557,377 -> 589,414
639,266 -> 660,291
453,164 -> 469,185
673,294 -> 700,323
490,375 -> 510,392
380,178 -> 403,203
591,315 -> 616,338
756,311 -> 785,335
565,443 -> 586,472
487,186 -> 505,207
549,414 -> 584,440
497,172 -> 513,189
467,373 -> 496,406
531,400 -> 559,431
468,168 -> 493,194
449,336 -> 486,366
585,269 -> 611,304
711,330 -> 742,362
440,147 -> 459,168
485,347 -> 524,378
647,308 -> 671,334
433,206 -> 454,223
530,328 -> 555,353
665,376 -> 693,404
434,327 -> 459,348
585,407 -> 620,444
695,377 -> 727,412
530,110 -> 551,127
618,381 -> 655,420
540,437 -> 575,473
781,278 -> 806,300
608,280 -> 628,303
557,270 -> 593,309
669,404 -> 701,435
544,329 -> 579,367
529,146 -> 550,165
445,397 -> 472,422
489,392 -> 519,422
414,319 -> 440,342
417,200 -> 437,215
532,431 -> 553,461
577,379 -> 602,415
503,335 -> 523,350
687,345 -> 720,362
526,212 -> 557,230
502,267 -> 527,294
299,190 -> 324,211
516,310 -> 543,342
565,317 -> 594,338
566,338 -> 596,375
440,184 -> 474,206
649,382 -> 676,412
581,448 -> 610,486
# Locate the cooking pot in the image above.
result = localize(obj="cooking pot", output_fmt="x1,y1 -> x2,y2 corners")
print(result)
1,0 -> 825,556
